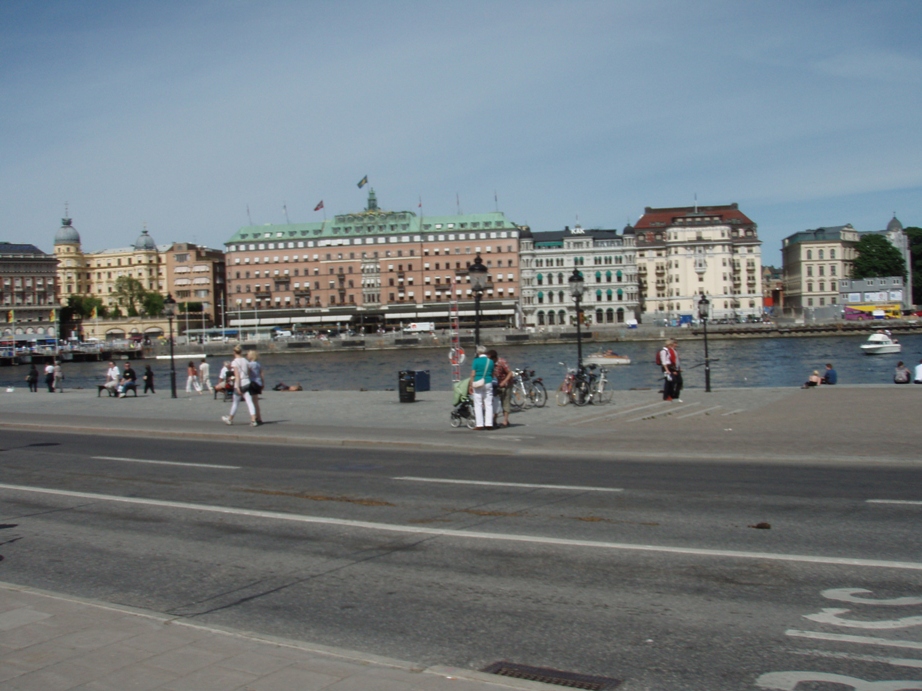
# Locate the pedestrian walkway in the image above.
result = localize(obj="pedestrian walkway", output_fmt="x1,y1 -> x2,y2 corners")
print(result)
0,582 -> 548,691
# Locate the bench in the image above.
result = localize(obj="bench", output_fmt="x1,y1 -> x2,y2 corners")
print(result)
98,384 -> 117,397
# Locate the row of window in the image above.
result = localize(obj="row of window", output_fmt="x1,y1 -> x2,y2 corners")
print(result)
805,249 -> 836,260
230,232 -> 516,250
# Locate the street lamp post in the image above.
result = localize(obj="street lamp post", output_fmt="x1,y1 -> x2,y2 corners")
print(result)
164,294 -> 178,399
698,294 -> 711,393
568,268 -> 586,370
468,254 -> 489,346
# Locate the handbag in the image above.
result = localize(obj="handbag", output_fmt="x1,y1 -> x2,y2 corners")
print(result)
472,378 -> 485,389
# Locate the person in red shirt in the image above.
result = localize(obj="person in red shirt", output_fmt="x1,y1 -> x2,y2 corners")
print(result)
488,349 -> 514,427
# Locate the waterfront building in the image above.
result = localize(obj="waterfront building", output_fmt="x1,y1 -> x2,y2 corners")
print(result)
838,277 -> 905,319
762,265 -> 783,314
163,242 -> 226,324
223,190 -> 522,331
780,216 -> 912,319
518,225 -> 639,328
633,204 -> 763,321
0,242 -> 59,342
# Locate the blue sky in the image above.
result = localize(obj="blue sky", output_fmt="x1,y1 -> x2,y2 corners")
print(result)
2,0 -> 920,266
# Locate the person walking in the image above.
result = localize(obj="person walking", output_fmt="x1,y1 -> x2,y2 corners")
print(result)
487,349 -> 513,427
669,340 -> 683,402
659,339 -> 678,401
468,345 -> 495,430
142,365 -> 155,394
199,358 -> 213,393
25,364 -> 38,393
185,361 -> 202,394
246,350 -> 264,425
44,362 -> 55,392
53,361 -> 64,392
222,345 -> 257,426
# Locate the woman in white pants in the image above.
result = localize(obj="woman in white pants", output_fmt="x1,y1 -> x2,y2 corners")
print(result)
468,345 -> 495,430
222,345 -> 257,426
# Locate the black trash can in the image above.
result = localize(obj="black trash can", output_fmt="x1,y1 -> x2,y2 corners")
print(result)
398,370 -> 416,402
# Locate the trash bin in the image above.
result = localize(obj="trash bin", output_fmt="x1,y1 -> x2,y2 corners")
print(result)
398,370 -> 416,402
413,370 -> 430,392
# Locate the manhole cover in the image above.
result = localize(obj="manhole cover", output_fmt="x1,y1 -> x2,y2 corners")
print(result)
481,661 -> 620,689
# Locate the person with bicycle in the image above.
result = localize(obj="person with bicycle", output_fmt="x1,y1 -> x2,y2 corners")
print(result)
488,349 -> 514,428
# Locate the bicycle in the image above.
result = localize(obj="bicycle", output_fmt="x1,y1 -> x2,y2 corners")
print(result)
510,368 -> 547,410
556,362 -> 591,406
589,366 -> 613,405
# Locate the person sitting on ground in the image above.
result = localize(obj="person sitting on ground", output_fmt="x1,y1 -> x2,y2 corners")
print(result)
822,363 -> 837,385
802,370 -> 822,388
272,382 -> 303,391
894,361 -> 912,384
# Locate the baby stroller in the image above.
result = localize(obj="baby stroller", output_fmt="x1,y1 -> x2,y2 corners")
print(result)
450,377 -> 476,429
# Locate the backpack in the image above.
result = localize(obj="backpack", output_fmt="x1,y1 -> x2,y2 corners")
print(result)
655,348 -> 664,366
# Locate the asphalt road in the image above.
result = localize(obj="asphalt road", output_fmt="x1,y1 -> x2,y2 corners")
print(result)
1,430 -> 920,690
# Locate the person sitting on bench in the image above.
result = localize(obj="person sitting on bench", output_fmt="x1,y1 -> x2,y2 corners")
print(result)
104,361 -> 120,394
117,363 -> 138,397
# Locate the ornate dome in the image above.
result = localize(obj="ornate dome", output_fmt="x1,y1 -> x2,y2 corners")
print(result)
887,215 -> 903,233
54,217 -> 81,245
133,229 -> 157,250
622,223 -> 635,235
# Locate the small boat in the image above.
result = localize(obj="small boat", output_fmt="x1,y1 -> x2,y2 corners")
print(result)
583,350 -> 632,367
860,331 -> 901,355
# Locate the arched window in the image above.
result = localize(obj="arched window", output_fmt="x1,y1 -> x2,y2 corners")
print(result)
547,311 -> 555,325
596,289 -> 603,301
606,288 -> 613,302
818,249 -> 824,259
606,308 -> 614,323
537,311 -> 545,326
536,273 -> 543,285
616,270 -> 623,283
596,308 -> 603,323
558,273 -> 564,284
595,271 -> 602,283
558,310 -> 566,324
606,270 -> 612,282
617,307 -> 624,323
558,291 -> 565,303
617,288 -> 624,301
536,291 -> 544,304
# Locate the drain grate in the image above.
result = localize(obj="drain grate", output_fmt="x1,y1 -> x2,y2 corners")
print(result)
481,661 -> 621,690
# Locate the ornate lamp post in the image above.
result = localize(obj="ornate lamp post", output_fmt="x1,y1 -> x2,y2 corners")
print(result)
468,254 -> 489,346
568,268 -> 586,370
698,294 -> 711,393
164,293 -> 178,399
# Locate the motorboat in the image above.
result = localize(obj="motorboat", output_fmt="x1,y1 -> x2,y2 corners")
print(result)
860,331 -> 901,355
583,350 -> 632,367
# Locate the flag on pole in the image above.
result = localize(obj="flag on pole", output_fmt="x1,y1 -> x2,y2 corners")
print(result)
49,309 -> 56,322
357,175 -> 368,189
314,200 -> 324,211
6,310 -> 13,323
91,306 -> 97,319
418,196 -> 422,209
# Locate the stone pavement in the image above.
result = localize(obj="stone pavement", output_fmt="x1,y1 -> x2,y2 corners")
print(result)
0,383 -> 920,464
0,582 -> 551,691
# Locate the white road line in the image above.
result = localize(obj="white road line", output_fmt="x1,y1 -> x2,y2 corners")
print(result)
675,406 -> 723,419
627,402 -> 699,422
92,456 -> 239,470
721,409 -> 746,416
393,477 -> 623,492
786,629 -> 922,651
2,483 -> 921,571
569,401 -> 670,426
793,649 -> 922,670
867,499 -> 922,506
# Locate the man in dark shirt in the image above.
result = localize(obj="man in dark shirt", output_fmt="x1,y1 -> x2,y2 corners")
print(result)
822,363 -> 837,385
118,363 -> 138,397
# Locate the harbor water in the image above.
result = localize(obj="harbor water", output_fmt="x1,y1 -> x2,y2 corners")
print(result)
4,333 -> 921,393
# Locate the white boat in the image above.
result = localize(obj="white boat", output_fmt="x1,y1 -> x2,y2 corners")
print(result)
860,332 -> 901,355
583,351 -> 632,367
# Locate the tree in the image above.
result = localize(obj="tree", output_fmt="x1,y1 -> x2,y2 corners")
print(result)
851,234 -> 906,281
64,295 -> 107,320
904,226 -> 922,305
113,276 -> 148,316
141,292 -> 165,316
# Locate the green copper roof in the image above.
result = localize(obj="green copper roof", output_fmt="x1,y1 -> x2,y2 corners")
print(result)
226,190 -> 520,245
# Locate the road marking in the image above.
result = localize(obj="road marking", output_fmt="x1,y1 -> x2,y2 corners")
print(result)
867,499 -> 922,506
92,456 -> 239,470
793,649 -> 922,670
786,629 -> 922,651
675,405 -> 723,419
393,477 -> 623,492
804,607 -> 922,630
627,402 -> 700,422
568,401 -> 669,426
2,483 -> 922,571
721,409 -> 746,416
822,588 -> 922,607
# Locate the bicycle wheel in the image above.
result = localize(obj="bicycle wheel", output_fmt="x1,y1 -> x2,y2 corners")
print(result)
556,382 -> 570,406
450,412 -> 462,428
591,380 -> 613,405
573,380 -> 590,406
511,384 -> 527,411
466,413 -> 477,429
530,381 -> 547,408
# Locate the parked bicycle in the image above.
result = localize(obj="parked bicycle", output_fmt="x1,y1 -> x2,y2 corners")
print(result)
510,368 -> 547,410
556,362 -> 612,406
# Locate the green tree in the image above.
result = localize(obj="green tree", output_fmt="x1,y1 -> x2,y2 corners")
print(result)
141,292 -> 165,316
904,226 -> 922,305
851,234 -> 907,281
64,295 -> 107,320
113,276 -> 148,315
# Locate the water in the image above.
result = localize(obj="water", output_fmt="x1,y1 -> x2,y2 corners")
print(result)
5,333 -> 920,392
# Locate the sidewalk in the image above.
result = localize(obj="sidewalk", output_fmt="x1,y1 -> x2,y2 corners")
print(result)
1,384 -> 921,463
0,582 -> 551,691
